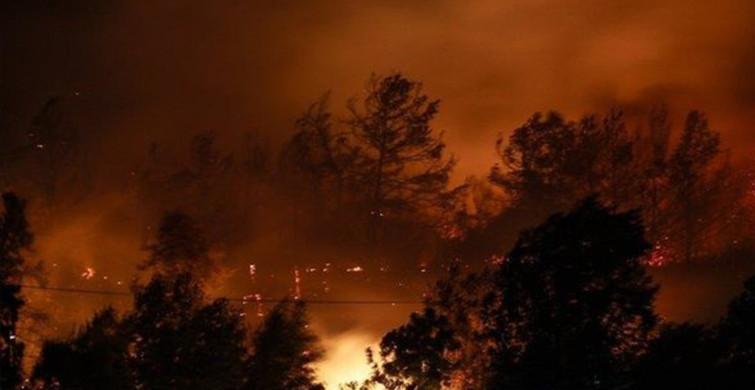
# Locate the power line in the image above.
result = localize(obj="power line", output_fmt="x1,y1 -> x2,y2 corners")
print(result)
22,284 -> 131,297
18,284 -> 426,305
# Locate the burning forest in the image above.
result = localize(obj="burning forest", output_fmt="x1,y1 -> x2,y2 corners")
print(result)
2,1 -> 755,389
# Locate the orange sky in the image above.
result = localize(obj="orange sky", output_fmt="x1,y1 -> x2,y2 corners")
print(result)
4,2 -> 755,386
3,0 -> 755,180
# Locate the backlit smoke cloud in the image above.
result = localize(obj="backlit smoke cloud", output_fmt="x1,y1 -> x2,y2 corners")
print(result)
3,0 -> 754,178
3,1 -> 755,384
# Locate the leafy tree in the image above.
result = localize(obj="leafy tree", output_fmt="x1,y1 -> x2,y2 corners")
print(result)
280,93 -> 350,206
247,299 -> 324,390
719,275 -> 755,386
487,107 -> 741,265
630,323 -> 724,390
376,199 -> 660,389
142,212 -> 215,280
481,110 -> 638,266
345,74 -> 456,241
32,307 -> 132,390
0,193 -> 33,389
485,198 -> 658,390
372,307 -> 459,390
370,267 -> 491,390
490,110 -> 636,221
125,273 -> 248,390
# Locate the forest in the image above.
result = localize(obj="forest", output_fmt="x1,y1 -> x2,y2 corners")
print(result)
2,72 -> 755,389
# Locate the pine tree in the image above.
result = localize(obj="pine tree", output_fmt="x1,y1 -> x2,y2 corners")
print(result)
346,74 -> 456,241
668,110 -> 724,262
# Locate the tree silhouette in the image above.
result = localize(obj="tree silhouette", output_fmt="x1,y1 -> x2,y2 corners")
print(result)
372,307 -> 459,390
490,110 -> 636,222
137,131 -> 259,248
370,267 -> 491,390
142,212 -> 215,280
279,74 -> 460,271
247,299 -> 324,390
0,193 -> 33,389
668,110 -> 725,262
636,106 -> 672,246
280,93 -> 350,206
475,110 -> 641,266
279,94 -> 362,248
719,275 -> 755,386
32,307 -> 132,390
485,198 -> 658,390
125,273 -> 247,390
346,74 -> 456,241
630,322 -> 724,390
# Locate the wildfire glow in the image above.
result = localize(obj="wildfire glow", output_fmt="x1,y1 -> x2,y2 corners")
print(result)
80,267 -> 95,280
249,264 -> 256,282
294,267 -> 302,300
317,330 -> 377,390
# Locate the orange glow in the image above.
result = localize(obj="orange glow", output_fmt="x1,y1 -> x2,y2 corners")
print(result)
80,266 -> 95,280
646,244 -> 672,267
317,330 -> 377,389
5,0 -> 755,382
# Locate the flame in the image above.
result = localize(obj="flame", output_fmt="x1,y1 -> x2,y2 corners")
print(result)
317,330 -> 377,389
294,267 -> 302,300
80,267 -> 95,280
249,263 -> 256,282
646,241 -> 673,267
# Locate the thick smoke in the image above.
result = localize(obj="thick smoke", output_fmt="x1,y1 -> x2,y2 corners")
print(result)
3,0 -> 755,177
3,1 -> 755,385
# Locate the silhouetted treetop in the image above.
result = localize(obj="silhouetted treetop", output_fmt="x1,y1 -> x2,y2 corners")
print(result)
247,299 -> 324,390
143,212 -> 215,279
668,110 -> 725,262
490,110 -> 636,215
486,197 -> 658,389
630,322 -> 724,390
126,273 -> 248,390
346,73 -> 455,220
721,275 -> 755,377
0,193 -> 33,389
33,307 -> 132,390
374,307 -> 460,390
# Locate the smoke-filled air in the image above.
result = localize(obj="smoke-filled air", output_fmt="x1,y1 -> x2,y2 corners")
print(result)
2,1 -> 755,389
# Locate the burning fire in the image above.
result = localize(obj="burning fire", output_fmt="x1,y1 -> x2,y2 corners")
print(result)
294,267 -> 302,300
317,330 -> 377,389
80,266 -> 96,280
